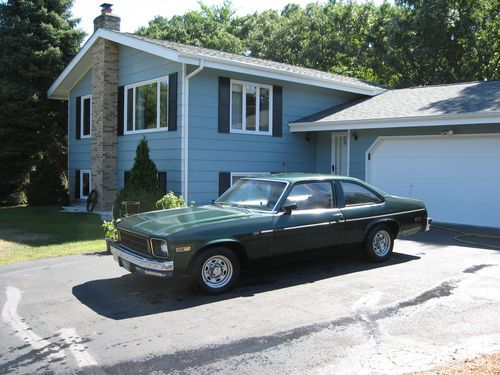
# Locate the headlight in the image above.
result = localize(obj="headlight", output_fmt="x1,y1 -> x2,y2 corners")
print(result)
150,238 -> 169,258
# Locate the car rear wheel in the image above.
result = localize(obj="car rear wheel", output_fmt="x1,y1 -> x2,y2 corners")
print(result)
191,247 -> 240,294
365,225 -> 394,262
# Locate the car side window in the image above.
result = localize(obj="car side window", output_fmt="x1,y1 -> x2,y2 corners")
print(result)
342,182 -> 383,206
284,182 -> 334,210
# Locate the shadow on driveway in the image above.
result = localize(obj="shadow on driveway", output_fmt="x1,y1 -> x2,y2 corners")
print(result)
401,225 -> 500,250
72,249 -> 419,320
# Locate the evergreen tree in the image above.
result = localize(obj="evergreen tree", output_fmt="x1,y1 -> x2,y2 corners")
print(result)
114,138 -> 163,217
0,0 -> 84,203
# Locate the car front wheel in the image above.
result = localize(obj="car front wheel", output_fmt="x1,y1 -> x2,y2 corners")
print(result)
365,226 -> 394,262
191,247 -> 240,294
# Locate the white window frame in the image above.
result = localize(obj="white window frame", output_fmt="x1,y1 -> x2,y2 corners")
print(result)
229,79 -> 273,136
124,76 -> 169,135
230,172 -> 271,185
80,95 -> 92,138
80,170 -> 91,199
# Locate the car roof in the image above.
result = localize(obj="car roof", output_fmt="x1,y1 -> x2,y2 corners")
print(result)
249,173 -> 362,184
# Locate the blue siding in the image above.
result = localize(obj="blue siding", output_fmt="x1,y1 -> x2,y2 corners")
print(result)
117,46 -> 183,195
68,69 -> 92,199
187,68 -> 359,204
349,124 -> 500,181
315,132 -> 332,173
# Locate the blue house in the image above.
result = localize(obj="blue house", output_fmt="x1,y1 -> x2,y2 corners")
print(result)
49,5 -> 500,228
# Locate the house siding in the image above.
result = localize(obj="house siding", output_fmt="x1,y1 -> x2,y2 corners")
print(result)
68,69 -> 92,198
116,46 -> 183,195
187,67 -> 359,204
349,124 -> 500,181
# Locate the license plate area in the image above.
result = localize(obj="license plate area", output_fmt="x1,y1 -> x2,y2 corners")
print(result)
120,258 -> 135,272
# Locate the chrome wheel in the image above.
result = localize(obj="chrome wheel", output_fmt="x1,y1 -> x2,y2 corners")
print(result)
372,230 -> 391,257
201,255 -> 233,289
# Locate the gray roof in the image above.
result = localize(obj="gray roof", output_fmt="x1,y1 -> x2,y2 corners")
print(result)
294,80 -> 500,124
125,33 -> 384,91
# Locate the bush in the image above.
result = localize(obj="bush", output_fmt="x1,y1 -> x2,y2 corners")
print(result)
113,138 -> 163,218
102,220 -> 118,241
156,191 -> 188,209
26,156 -> 68,206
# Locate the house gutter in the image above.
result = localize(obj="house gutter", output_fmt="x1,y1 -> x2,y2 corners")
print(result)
182,60 -> 204,201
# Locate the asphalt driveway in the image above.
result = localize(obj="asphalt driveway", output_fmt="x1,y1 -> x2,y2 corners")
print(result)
1,226 -> 499,374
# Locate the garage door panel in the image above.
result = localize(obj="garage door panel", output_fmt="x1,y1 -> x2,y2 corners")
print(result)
368,135 -> 500,228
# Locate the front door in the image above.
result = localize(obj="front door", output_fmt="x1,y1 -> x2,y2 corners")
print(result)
331,132 -> 349,175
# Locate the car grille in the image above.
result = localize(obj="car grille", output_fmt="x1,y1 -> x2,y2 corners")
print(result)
118,230 -> 150,256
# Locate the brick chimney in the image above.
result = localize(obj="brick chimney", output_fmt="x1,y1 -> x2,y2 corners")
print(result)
93,3 -> 121,32
91,4 -> 120,211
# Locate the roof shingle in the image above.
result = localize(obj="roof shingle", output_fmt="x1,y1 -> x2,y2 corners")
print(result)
294,81 -> 500,124
125,33 -> 384,91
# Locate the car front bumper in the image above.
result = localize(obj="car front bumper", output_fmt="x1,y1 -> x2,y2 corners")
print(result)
108,240 -> 174,278
425,217 -> 432,231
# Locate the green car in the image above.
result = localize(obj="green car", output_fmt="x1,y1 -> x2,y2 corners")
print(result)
109,173 -> 431,294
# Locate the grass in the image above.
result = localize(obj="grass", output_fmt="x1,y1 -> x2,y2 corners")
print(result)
0,206 -> 106,265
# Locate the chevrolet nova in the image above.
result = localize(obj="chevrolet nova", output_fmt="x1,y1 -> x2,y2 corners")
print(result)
109,174 -> 431,294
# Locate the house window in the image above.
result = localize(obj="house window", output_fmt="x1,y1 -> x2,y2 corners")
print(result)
231,172 -> 270,185
125,77 -> 168,133
81,95 -> 92,138
230,80 -> 272,135
80,170 -> 91,199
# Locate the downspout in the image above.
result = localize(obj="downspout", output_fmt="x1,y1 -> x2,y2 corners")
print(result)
182,60 -> 204,201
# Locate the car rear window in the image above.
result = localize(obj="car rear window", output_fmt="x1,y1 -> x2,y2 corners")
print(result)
342,181 -> 383,206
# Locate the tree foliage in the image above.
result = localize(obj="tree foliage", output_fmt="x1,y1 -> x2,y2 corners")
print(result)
26,156 -> 68,206
138,0 -> 499,87
0,0 -> 84,204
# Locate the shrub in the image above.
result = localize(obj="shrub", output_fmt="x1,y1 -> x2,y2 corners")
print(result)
113,138 -> 163,218
156,191 -> 189,209
102,220 -> 118,241
26,155 -> 68,206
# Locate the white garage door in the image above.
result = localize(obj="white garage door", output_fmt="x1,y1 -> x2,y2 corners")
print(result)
367,135 -> 500,228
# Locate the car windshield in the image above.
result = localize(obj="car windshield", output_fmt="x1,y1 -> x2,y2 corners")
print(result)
215,179 -> 287,211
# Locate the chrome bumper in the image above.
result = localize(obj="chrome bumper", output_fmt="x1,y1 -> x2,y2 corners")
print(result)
425,217 -> 432,231
108,240 -> 174,278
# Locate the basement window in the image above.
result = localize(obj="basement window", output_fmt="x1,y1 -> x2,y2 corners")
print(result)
80,170 -> 91,199
230,80 -> 272,135
125,77 -> 168,133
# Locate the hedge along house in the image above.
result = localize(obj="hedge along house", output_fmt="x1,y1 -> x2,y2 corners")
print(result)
47,4 -> 383,212
49,5 -> 499,228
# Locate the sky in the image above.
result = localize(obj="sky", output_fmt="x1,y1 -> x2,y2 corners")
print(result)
72,0 -> 329,40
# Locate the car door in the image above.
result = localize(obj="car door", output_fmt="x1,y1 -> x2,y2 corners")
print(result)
271,181 -> 345,254
338,180 -> 387,244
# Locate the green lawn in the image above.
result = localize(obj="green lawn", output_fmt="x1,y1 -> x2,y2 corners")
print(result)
0,206 -> 106,265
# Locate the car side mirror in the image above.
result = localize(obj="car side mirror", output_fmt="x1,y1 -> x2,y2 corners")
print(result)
283,203 -> 298,215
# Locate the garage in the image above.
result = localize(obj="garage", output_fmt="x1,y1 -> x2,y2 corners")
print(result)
366,134 -> 500,228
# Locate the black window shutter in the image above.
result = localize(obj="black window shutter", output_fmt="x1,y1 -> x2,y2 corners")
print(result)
158,172 -> 167,194
75,170 -> 80,199
117,86 -> 124,136
219,172 -> 231,197
168,73 -> 178,131
272,86 -> 283,137
76,96 -> 81,140
124,171 -> 130,187
218,77 -> 230,133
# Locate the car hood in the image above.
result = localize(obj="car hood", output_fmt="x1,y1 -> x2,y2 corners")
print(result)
116,205 -> 255,237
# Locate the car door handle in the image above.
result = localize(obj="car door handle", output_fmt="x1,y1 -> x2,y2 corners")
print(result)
331,213 -> 344,223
